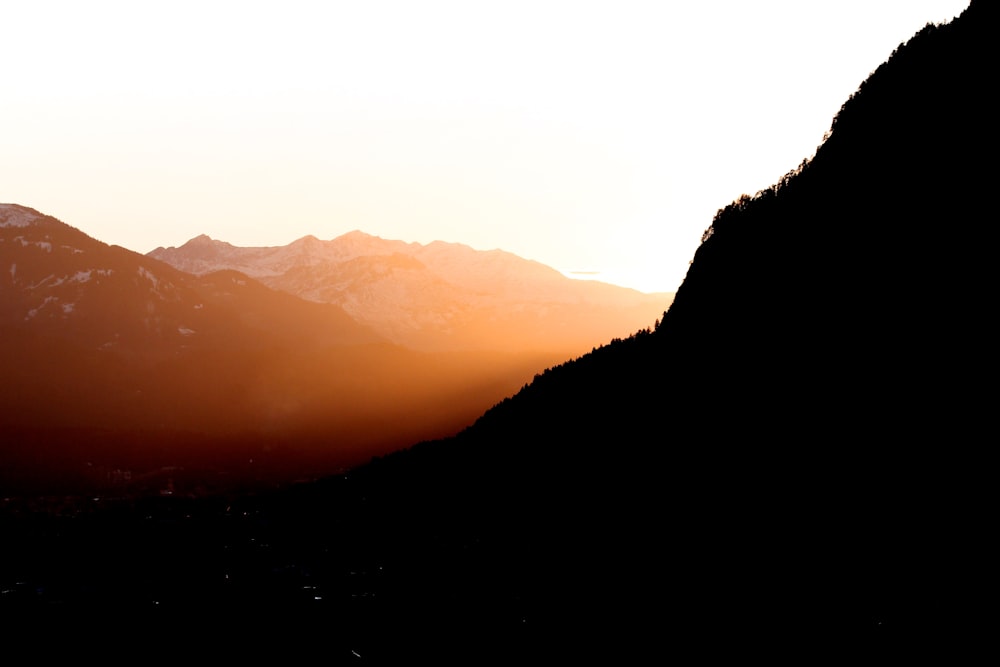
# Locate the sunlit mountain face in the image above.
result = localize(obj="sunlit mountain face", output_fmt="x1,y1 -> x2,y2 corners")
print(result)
1,204 -> 670,496
148,230 -> 672,354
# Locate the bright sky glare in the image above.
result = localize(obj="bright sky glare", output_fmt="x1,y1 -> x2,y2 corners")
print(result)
1,1 -> 969,293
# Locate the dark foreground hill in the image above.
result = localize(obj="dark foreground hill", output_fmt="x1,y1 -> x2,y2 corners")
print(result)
1,1 -> 992,660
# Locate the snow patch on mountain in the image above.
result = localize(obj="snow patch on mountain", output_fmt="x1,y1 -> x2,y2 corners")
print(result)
0,204 -> 41,228
26,296 -> 59,320
8,236 -> 53,253
30,274 -> 57,289
138,266 -> 159,288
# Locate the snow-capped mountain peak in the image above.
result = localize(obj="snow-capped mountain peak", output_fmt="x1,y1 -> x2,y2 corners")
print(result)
0,203 -> 44,228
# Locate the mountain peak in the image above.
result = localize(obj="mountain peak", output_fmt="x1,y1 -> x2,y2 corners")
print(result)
336,230 -> 376,240
0,203 -> 45,228
182,234 -> 237,252
289,234 -> 323,247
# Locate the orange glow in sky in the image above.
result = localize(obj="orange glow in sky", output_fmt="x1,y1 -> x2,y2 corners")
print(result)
0,1 -> 969,294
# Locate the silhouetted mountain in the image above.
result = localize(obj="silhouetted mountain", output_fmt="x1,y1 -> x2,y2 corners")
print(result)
149,230 -> 672,354
313,0 -> 992,653
2,2 -> 991,659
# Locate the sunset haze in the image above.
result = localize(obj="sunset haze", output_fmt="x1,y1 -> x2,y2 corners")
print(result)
0,0 -> 969,293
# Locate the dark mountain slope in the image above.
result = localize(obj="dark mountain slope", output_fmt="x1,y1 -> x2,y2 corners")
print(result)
330,0 -> 994,653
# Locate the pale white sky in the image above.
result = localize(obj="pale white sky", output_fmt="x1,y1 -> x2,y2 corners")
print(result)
1,1 -> 969,293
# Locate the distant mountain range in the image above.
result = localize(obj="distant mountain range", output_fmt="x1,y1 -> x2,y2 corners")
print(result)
148,230 -> 671,353
1,203 -> 670,492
